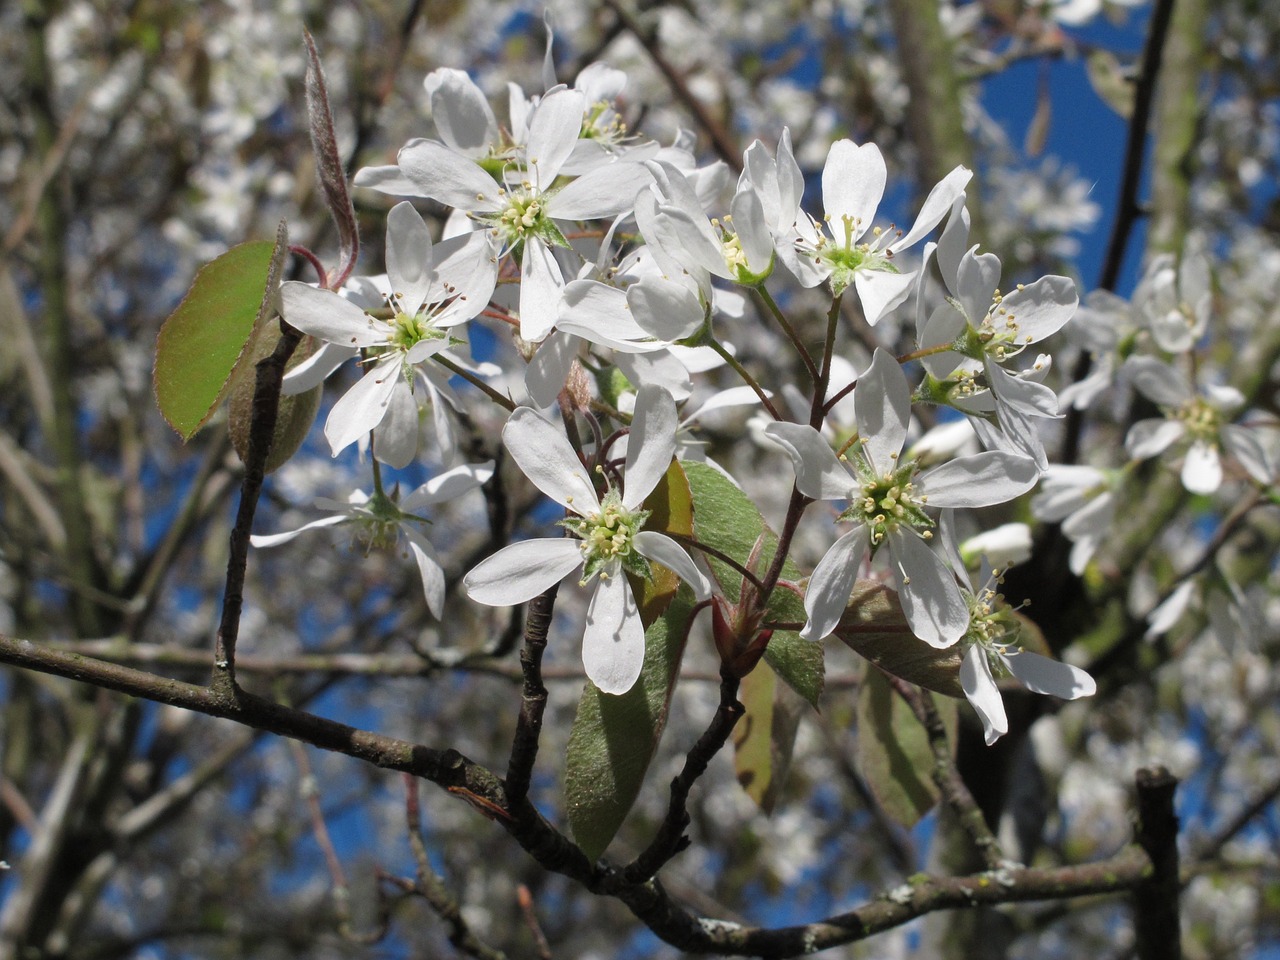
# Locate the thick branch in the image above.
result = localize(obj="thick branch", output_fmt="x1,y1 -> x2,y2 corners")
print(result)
1133,766 -> 1181,960
0,634 -> 1163,958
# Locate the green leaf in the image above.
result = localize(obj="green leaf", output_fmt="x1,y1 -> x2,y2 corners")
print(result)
733,662 -> 804,814
855,667 -> 944,828
682,460 -> 824,707
154,226 -> 288,440
834,581 -> 965,698
734,660 -> 776,809
565,593 -> 693,861
563,460 -> 696,861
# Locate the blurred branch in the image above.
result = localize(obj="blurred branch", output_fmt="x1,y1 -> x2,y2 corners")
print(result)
1147,0 -> 1207,256
886,0 -> 978,225
401,775 -> 507,960
0,632 -> 1168,957
892,679 -> 1004,871
1132,766 -> 1182,960
599,0 -> 742,172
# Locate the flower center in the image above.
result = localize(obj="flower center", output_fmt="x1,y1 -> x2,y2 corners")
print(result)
811,227 -> 897,297
963,578 -> 1024,677
1177,396 -> 1223,443
562,489 -> 651,585
496,189 -> 549,244
838,455 -> 931,547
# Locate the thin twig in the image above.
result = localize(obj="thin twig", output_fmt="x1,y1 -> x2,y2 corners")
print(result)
600,0 -> 742,172
890,677 -> 1005,870
403,776 -> 508,960
505,586 -> 559,804
213,319 -> 302,687
618,666 -> 744,884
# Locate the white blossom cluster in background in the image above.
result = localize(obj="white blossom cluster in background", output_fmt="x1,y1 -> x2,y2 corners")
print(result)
8,0 -> 1280,956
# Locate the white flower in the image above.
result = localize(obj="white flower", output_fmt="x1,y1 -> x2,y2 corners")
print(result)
786,140 -> 971,324
958,592 -> 1097,745
396,88 -> 651,342
463,386 -> 710,694
279,202 -> 490,466
919,210 -> 1078,468
1030,465 -> 1118,575
1124,356 -> 1273,494
251,462 -> 494,617
764,349 -> 1040,647
645,160 -> 776,285
936,515 -> 1096,745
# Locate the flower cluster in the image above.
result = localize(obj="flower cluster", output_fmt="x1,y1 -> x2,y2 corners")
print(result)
254,53 -> 1099,734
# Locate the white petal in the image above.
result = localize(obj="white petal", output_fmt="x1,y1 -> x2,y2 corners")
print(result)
855,349 -> 911,474
654,205 -> 730,278
896,166 -> 973,251
281,283 -> 384,348
404,527 -> 446,617
1005,651 -> 1096,699
582,570 -> 646,694
325,361 -> 403,455
633,531 -> 711,600
961,645 -> 1008,746
762,422 -> 853,501
801,526 -> 872,641
398,139 -> 504,211
401,461 -> 495,511
821,140 -> 885,242
385,202 -> 435,312
250,514 -> 348,548
352,164 -> 423,197
685,385 -> 768,420
524,331 -> 578,409
889,530 -> 969,648
627,274 -> 705,341
1223,424 -> 1274,485
426,68 -> 498,155
525,88 -> 587,186
282,341 -> 358,395
919,452 -> 1040,508
518,240 -> 564,343
560,279 -> 653,346
464,538 -> 583,605
623,385 -> 678,508
955,248 -> 1001,323
551,162 -> 651,220
855,269 -> 916,327
1126,418 -> 1185,460
730,183 -> 775,274
371,379 -> 421,468
503,406 -> 599,511
614,351 -> 692,402
998,275 -> 1078,343
1124,356 -> 1191,407
1181,440 -> 1222,494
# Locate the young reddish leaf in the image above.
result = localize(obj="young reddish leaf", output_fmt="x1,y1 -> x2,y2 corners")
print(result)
154,224 -> 288,441
303,30 -> 358,287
